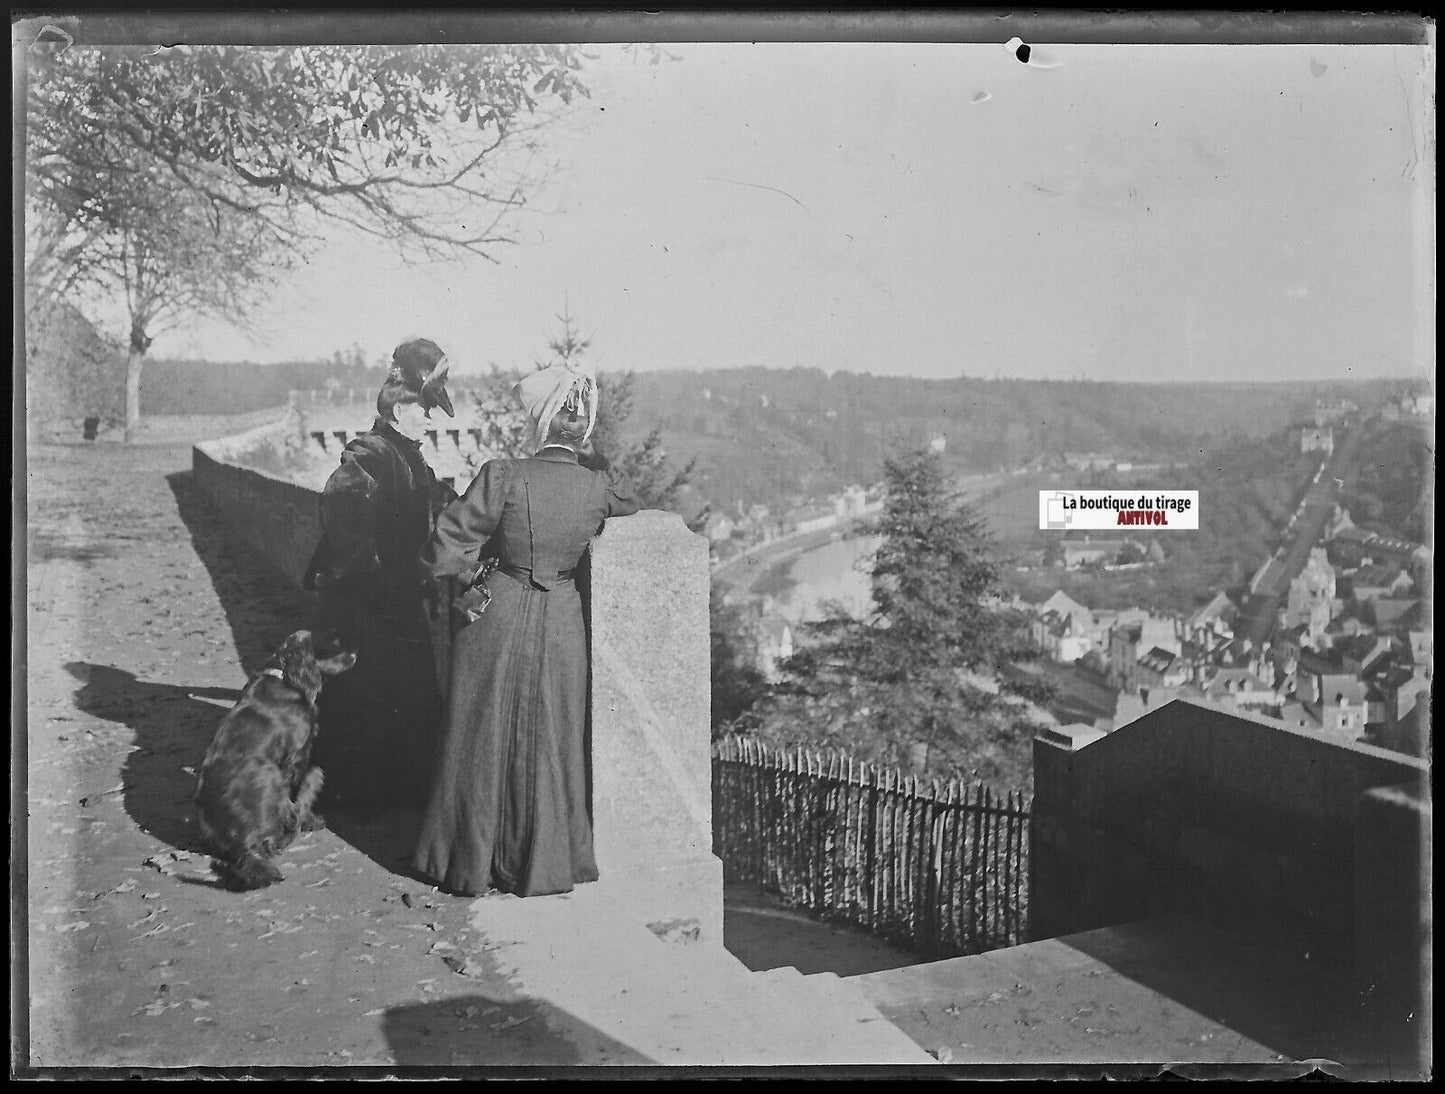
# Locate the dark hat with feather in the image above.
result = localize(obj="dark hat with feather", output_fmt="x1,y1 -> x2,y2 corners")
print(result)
377,337 -> 455,420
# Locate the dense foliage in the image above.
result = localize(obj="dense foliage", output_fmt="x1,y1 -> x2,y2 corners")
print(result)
612,367 -> 1387,512
709,589 -> 768,734
25,302 -> 127,425
25,39 -> 589,436
745,446 -> 1052,789
26,41 -> 589,270
1340,421 -> 1431,544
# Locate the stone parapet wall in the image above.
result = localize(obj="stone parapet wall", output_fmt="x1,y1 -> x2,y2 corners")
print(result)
1031,699 -> 1430,1069
192,439 -> 323,592
1031,699 -> 1427,956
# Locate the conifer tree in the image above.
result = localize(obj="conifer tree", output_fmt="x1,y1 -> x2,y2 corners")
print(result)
752,445 -> 1051,787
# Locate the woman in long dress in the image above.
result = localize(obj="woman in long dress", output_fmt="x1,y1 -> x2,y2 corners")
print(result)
305,338 -> 457,812
414,361 -> 638,896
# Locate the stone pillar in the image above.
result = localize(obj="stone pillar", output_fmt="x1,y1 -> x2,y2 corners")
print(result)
586,509 -> 722,942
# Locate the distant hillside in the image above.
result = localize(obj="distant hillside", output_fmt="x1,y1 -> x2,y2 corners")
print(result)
131,357 -> 1403,521
613,369 -> 1399,513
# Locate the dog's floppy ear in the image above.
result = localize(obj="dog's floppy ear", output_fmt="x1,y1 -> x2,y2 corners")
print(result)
317,649 -> 357,676
311,631 -> 358,677
276,630 -> 324,705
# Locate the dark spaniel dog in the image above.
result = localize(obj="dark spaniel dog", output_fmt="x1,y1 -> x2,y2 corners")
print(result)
196,630 -> 356,890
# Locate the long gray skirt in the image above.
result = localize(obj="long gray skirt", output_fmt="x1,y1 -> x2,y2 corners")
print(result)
413,573 -> 596,897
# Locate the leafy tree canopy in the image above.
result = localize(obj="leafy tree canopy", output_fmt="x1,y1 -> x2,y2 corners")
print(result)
748,446 -> 1052,787
27,41 -> 590,275
25,41 -> 590,438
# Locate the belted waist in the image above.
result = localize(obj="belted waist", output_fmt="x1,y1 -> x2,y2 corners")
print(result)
497,562 -> 576,588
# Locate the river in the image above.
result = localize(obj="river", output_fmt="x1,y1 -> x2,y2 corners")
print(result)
764,533 -> 881,625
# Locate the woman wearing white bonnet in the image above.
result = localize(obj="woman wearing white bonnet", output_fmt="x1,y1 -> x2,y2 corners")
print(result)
413,358 -> 639,897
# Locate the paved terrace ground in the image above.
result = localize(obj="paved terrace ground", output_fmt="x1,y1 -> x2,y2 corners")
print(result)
19,421 -> 924,1073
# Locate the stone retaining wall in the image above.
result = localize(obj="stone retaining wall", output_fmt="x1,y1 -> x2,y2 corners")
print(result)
1031,701 -> 1430,1069
192,435 -> 324,591
1032,701 -> 1428,953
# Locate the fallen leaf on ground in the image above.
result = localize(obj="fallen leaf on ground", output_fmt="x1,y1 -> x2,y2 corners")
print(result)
78,783 -> 125,807
135,1000 -> 181,1017
492,1015 -> 534,1030
442,955 -> 489,979
143,850 -> 196,875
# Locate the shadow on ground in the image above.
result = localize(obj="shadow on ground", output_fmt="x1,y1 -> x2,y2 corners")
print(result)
64,661 -> 240,853
722,881 -> 923,977
382,993 -> 653,1068
1061,916 -> 1361,1070
324,806 -> 437,888
165,469 -> 440,886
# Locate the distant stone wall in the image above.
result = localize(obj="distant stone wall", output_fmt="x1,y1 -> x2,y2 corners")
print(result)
192,434 -> 323,591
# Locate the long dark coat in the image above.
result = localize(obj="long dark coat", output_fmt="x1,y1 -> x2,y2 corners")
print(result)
414,448 -> 639,896
304,419 -> 456,811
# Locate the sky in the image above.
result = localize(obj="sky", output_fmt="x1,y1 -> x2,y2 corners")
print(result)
157,41 -> 1432,384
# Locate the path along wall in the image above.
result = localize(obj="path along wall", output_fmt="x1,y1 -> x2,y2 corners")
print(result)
191,439 -> 722,941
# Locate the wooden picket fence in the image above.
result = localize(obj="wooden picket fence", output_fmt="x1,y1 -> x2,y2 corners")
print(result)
711,736 -> 1031,959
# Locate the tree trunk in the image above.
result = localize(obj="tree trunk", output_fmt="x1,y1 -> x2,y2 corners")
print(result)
124,346 -> 144,442
124,325 -> 152,442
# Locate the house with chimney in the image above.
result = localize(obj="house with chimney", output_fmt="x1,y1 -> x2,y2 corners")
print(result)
1106,611 -> 1182,692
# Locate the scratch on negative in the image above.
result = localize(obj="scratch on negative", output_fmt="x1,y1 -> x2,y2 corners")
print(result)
705,176 -> 811,213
